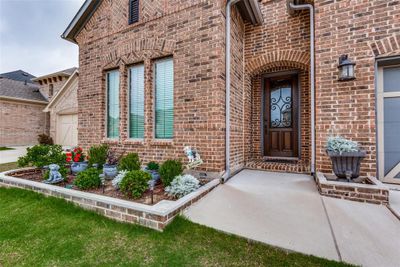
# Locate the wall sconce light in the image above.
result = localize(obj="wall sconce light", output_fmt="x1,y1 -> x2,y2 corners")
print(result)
338,55 -> 356,81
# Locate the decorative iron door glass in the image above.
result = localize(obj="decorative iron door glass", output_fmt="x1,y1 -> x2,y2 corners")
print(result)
270,80 -> 292,128
264,76 -> 298,158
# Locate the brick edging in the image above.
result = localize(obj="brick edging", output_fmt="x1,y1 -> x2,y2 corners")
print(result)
0,169 -> 220,231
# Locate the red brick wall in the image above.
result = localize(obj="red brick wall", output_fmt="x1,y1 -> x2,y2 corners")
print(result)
314,0 -> 400,176
243,0 -> 312,167
76,0 -> 227,173
229,7 -> 246,172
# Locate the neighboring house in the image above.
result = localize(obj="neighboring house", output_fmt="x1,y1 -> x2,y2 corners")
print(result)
62,0 -> 400,184
0,68 -> 78,147
0,70 -> 48,146
34,68 -> 79,147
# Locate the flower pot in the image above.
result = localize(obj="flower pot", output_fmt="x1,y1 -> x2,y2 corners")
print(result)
144,168 -> 160,183
71,161 -> 88,174
103,164 -> 118,180
327,150 -> 366,179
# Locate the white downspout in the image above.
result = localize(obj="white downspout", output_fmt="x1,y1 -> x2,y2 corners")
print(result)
224,0 -> 242,182
289,2 -> 315,175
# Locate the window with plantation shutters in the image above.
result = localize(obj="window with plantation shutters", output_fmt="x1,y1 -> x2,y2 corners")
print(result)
129,64 -> 145,139
155,58 -> 174,139
129,0 -> 139,24
106,70 -> 120,139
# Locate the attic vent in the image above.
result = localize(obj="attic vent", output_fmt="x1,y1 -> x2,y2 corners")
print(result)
22,72 -> 29,76
129,0 -> 139,25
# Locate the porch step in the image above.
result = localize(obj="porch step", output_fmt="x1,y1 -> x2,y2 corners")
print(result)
245,159 -> 310,174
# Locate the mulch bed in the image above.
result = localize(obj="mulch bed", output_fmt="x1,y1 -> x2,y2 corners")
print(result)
7,168 -> 207,206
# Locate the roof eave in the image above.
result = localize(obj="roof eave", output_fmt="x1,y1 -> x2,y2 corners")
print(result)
44,70 -> 79,112
238,0 -> 263,25
61,0 -> 101,44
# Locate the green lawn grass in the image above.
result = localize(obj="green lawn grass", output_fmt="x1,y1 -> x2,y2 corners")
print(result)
0,188 -> 352,267
0,163 -> 352,267
0,146 -> 15,151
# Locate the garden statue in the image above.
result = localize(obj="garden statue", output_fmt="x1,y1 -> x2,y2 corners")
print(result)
183,146 -> 203,169
44,164 -> 63,184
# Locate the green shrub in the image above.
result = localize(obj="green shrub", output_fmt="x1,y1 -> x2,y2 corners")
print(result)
73,168 -> 102,190
43,166 -> 68,181
88,144 -> 108,168
159,160 -> 183,187
17,145 -> 66,168
147,161 -> 159,171
118,153 -> 141,171
119,170 -> 151,198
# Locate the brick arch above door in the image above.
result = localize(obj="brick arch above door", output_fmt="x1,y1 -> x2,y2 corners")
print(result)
246,50 -> 310,77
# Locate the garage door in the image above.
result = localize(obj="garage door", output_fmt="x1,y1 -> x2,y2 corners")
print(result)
377,65 -> 400,184
57,114 -> 78,147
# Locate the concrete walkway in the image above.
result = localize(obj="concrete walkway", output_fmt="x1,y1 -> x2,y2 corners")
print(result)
0,146 -> 29,164
184,170 -> 400,267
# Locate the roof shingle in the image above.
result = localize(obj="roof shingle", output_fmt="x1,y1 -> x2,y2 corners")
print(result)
0,77 -> 47,102
0,70 -> 36,84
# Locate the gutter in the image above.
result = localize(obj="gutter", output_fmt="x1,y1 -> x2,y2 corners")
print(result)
288,1 -> 315,175
0,96 -> 48,105
223,0 -> 242,182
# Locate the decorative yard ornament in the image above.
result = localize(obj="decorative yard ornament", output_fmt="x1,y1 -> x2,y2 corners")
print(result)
338,54 -> 356,81
183,146 -> 203,169
43,164 -> 63,184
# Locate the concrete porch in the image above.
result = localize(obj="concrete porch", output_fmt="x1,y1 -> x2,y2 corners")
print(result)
184,170 -> 400,267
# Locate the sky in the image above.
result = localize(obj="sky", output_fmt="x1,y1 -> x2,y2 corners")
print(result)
0,0 -> 85,77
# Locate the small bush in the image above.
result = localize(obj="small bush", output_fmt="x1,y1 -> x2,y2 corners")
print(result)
112,170 -> 128,189
17,145 -> 66,168
88,144 -> 108,168
43,166 -> 68,181
119,170 -> 151,198
326,136 -> 359,154
37,134 -> 54,145
118,153 -> 141,171
165,174 -> 200,198
147,161 -> 159,171
73,168 -> 102,190
159,160 -> 183,187
106,148 -> 123,165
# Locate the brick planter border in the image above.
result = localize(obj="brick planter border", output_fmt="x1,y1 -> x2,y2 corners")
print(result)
0,168 -> 219,231
315,172 -> 389,205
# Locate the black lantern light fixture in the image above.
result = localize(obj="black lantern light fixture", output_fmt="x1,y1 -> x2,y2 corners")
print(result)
338,54 -> 356,81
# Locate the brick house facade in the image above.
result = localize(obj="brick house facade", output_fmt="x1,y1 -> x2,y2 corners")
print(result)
63,0 -> 400,182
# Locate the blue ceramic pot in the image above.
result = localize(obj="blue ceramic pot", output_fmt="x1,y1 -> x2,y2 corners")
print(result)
103,164 -> 118,180
71,161 -> 88,174
145,168 -> 160,183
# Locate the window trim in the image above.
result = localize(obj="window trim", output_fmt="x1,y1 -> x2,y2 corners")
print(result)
153,57 -> 174,140
128,63 -> 145,141
105,69 -> 120,140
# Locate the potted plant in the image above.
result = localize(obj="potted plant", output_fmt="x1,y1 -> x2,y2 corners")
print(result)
103,148 -> 122,180
326,136 -> 366,179
70,146 -> 88,174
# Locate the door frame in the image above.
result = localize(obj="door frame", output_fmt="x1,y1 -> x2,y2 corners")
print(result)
261,70 -> 301,159
376,58 -> 400,184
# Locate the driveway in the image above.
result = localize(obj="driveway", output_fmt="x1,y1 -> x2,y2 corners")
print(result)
0,146 -> 29,164
184,170 -> 400,267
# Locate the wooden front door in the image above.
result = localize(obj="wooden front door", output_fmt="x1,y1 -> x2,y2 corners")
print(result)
264,75 -> 298,158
